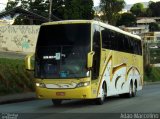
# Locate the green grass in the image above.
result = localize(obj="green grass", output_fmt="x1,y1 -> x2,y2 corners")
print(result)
0,58 -> 34,96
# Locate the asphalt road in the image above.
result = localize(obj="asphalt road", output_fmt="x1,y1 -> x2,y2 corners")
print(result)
0,84 -> 160,119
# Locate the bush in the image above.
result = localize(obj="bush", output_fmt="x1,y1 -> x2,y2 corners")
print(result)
144,65 -> 160,82
144,64 -> 152,78
0,58 -> 34,96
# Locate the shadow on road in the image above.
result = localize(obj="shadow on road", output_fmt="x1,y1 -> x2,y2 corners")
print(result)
41,94 -> 140,109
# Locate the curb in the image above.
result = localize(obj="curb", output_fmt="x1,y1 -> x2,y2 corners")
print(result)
144,81 -> 160,85
0,49 -> 31,55
0,92 -> 36,105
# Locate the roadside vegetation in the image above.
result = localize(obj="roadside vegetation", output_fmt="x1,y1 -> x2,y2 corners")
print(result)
144,65 -> 160,82
0,58 -> 34,96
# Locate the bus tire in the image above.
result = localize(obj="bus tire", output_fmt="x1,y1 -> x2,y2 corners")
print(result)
95,84 -> 106,105
132,83 -> 137,97
52,99 -> 62,106
126,82 -> 133,98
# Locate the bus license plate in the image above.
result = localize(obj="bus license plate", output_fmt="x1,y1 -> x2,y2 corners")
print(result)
56,92 -> 65,96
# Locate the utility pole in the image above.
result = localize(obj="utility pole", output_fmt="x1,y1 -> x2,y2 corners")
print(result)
49,0 -> 52,22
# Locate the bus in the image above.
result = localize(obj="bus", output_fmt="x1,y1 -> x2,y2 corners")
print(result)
25,20 -> 143,105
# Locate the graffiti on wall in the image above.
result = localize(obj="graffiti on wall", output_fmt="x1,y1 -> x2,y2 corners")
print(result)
12,35 -> 33,49
0,25 -> 40,52
0,25 -> 39,34
0,33 -> 7,48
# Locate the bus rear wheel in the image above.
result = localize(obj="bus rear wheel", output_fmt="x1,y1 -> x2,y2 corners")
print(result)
52,99 -> 62,106
132,83 -> 137,97
126,83 -> 133,98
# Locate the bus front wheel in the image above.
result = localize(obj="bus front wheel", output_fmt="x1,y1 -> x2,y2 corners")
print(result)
95,84 -> 106,105
52,99 -> 62,106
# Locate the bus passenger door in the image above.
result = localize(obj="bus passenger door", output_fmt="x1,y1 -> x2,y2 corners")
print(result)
91,25 -> 101,80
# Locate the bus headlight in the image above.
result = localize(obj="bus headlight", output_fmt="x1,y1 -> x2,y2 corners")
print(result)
76,81 -> 90,88
36,83 -> 46,88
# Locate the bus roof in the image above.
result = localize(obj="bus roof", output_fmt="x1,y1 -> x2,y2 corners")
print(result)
42,20 -> 141,40
42,20 -> 92,26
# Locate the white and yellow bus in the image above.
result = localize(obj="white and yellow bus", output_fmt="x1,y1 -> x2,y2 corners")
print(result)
25,20 -> 143,105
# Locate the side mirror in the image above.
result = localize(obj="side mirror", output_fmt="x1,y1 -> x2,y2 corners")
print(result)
87,51 -> 95,68
25,53 -> 35,71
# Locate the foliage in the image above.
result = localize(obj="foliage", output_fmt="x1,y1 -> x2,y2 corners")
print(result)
130,3 -> 146,17
144,43 -> 160,82
46,0 -> 94,20
116,13 -> 136,26
150,47 -> 160,64
5,0 -> 94,25
0,58 -> 34,95
5,0 -> 49,25
100,0 -> 125,25
148,1 -> 160,17
5,0 -> 19,10
149,23 -> 160,31
144,66 -> 160,82
145,8 -> 152,17
144,64 -> 152,78
63,0 -> 94,20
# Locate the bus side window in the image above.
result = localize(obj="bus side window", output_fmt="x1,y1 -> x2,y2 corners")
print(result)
138,40 -> 142,55
101,27 -> 112,49
92,25 -> 101,80
110,30 -> 117,51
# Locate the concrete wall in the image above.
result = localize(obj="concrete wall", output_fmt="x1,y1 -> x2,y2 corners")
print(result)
0,25 -> 40,53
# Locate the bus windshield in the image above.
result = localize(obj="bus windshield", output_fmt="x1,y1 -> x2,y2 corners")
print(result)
35,23 -> 91,79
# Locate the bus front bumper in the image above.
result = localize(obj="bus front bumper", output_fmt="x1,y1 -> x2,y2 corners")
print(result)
36,86 -> 92,99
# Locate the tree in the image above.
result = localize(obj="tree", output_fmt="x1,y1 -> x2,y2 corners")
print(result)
5,0 -> 49,25
145,7 -> 153,17
5,0 -> 94,25
100,0 -> 125,25
116,13 -> 136,27
63,0 -> 94,20
130,3 -> 146,17
148,1 -> 160,17
149,23 -> 160,31
50,0 -> 65,19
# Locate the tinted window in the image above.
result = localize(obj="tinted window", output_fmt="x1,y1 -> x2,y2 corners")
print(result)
101,28 -> 117,50
37,24 -> 90,47
101,27 -> 142,55
35,24 -> 91,79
